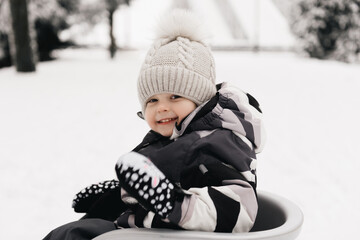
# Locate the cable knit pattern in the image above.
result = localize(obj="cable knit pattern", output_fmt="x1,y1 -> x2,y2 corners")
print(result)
177,37 -> 194,70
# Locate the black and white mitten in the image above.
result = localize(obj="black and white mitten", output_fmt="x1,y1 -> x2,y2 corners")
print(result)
115,152 -> 184,219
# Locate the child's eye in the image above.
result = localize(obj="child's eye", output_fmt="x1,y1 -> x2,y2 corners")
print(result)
147,98 -> 158,104
170,95 -> 181,100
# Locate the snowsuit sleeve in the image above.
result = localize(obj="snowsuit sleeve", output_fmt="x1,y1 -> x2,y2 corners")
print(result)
169,184 -> 256,232
165,130 -> 258,232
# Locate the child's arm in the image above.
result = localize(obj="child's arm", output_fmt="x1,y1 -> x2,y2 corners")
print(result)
115,152 -> 257,232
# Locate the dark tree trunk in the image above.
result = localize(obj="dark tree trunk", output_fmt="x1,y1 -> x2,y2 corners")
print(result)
108,8 -> 117,59
9,0 -> 36,72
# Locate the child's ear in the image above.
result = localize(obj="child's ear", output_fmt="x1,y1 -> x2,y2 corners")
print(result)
137,111 -> 145,120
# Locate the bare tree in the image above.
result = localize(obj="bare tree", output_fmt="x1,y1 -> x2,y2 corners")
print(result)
9,0 -> 36,72
106,0 -> 130,59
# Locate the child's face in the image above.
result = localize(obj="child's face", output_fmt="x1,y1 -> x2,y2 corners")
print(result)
144,93 -> 197,137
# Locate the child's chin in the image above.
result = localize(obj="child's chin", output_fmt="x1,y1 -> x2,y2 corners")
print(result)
158,129 -> 173,137
156,126 -> 175,137
160,132 -> 172,137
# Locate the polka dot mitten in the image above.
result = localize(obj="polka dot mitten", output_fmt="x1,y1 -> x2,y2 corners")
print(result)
72,179 -> 119,213
115,152 -> 184,219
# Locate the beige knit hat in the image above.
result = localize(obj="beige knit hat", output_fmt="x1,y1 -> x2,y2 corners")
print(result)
137,9 -> 217,114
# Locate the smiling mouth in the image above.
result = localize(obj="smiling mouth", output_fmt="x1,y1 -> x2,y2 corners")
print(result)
157,117 -> 178,124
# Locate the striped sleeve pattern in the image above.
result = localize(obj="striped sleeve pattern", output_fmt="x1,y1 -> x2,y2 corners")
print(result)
166,180 -> 257,233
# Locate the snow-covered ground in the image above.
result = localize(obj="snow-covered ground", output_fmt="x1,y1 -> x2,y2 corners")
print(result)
1,48 -> 359,240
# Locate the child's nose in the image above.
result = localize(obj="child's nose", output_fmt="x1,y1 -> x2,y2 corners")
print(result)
157,102 -> 169,112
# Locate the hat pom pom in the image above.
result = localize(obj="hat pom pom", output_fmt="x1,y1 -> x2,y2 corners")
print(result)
155,9 -> 210,44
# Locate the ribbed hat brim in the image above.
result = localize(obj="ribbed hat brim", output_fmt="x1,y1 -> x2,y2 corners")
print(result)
138,66 -> 216,112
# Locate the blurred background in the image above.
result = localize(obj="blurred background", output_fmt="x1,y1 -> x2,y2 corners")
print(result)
1,0 -> 359,68
1,0 -> 360,240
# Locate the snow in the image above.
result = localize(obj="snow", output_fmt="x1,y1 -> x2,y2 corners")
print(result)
227,0 -> 295,48
1,0 -> 359,239
1,48 -> 359,240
